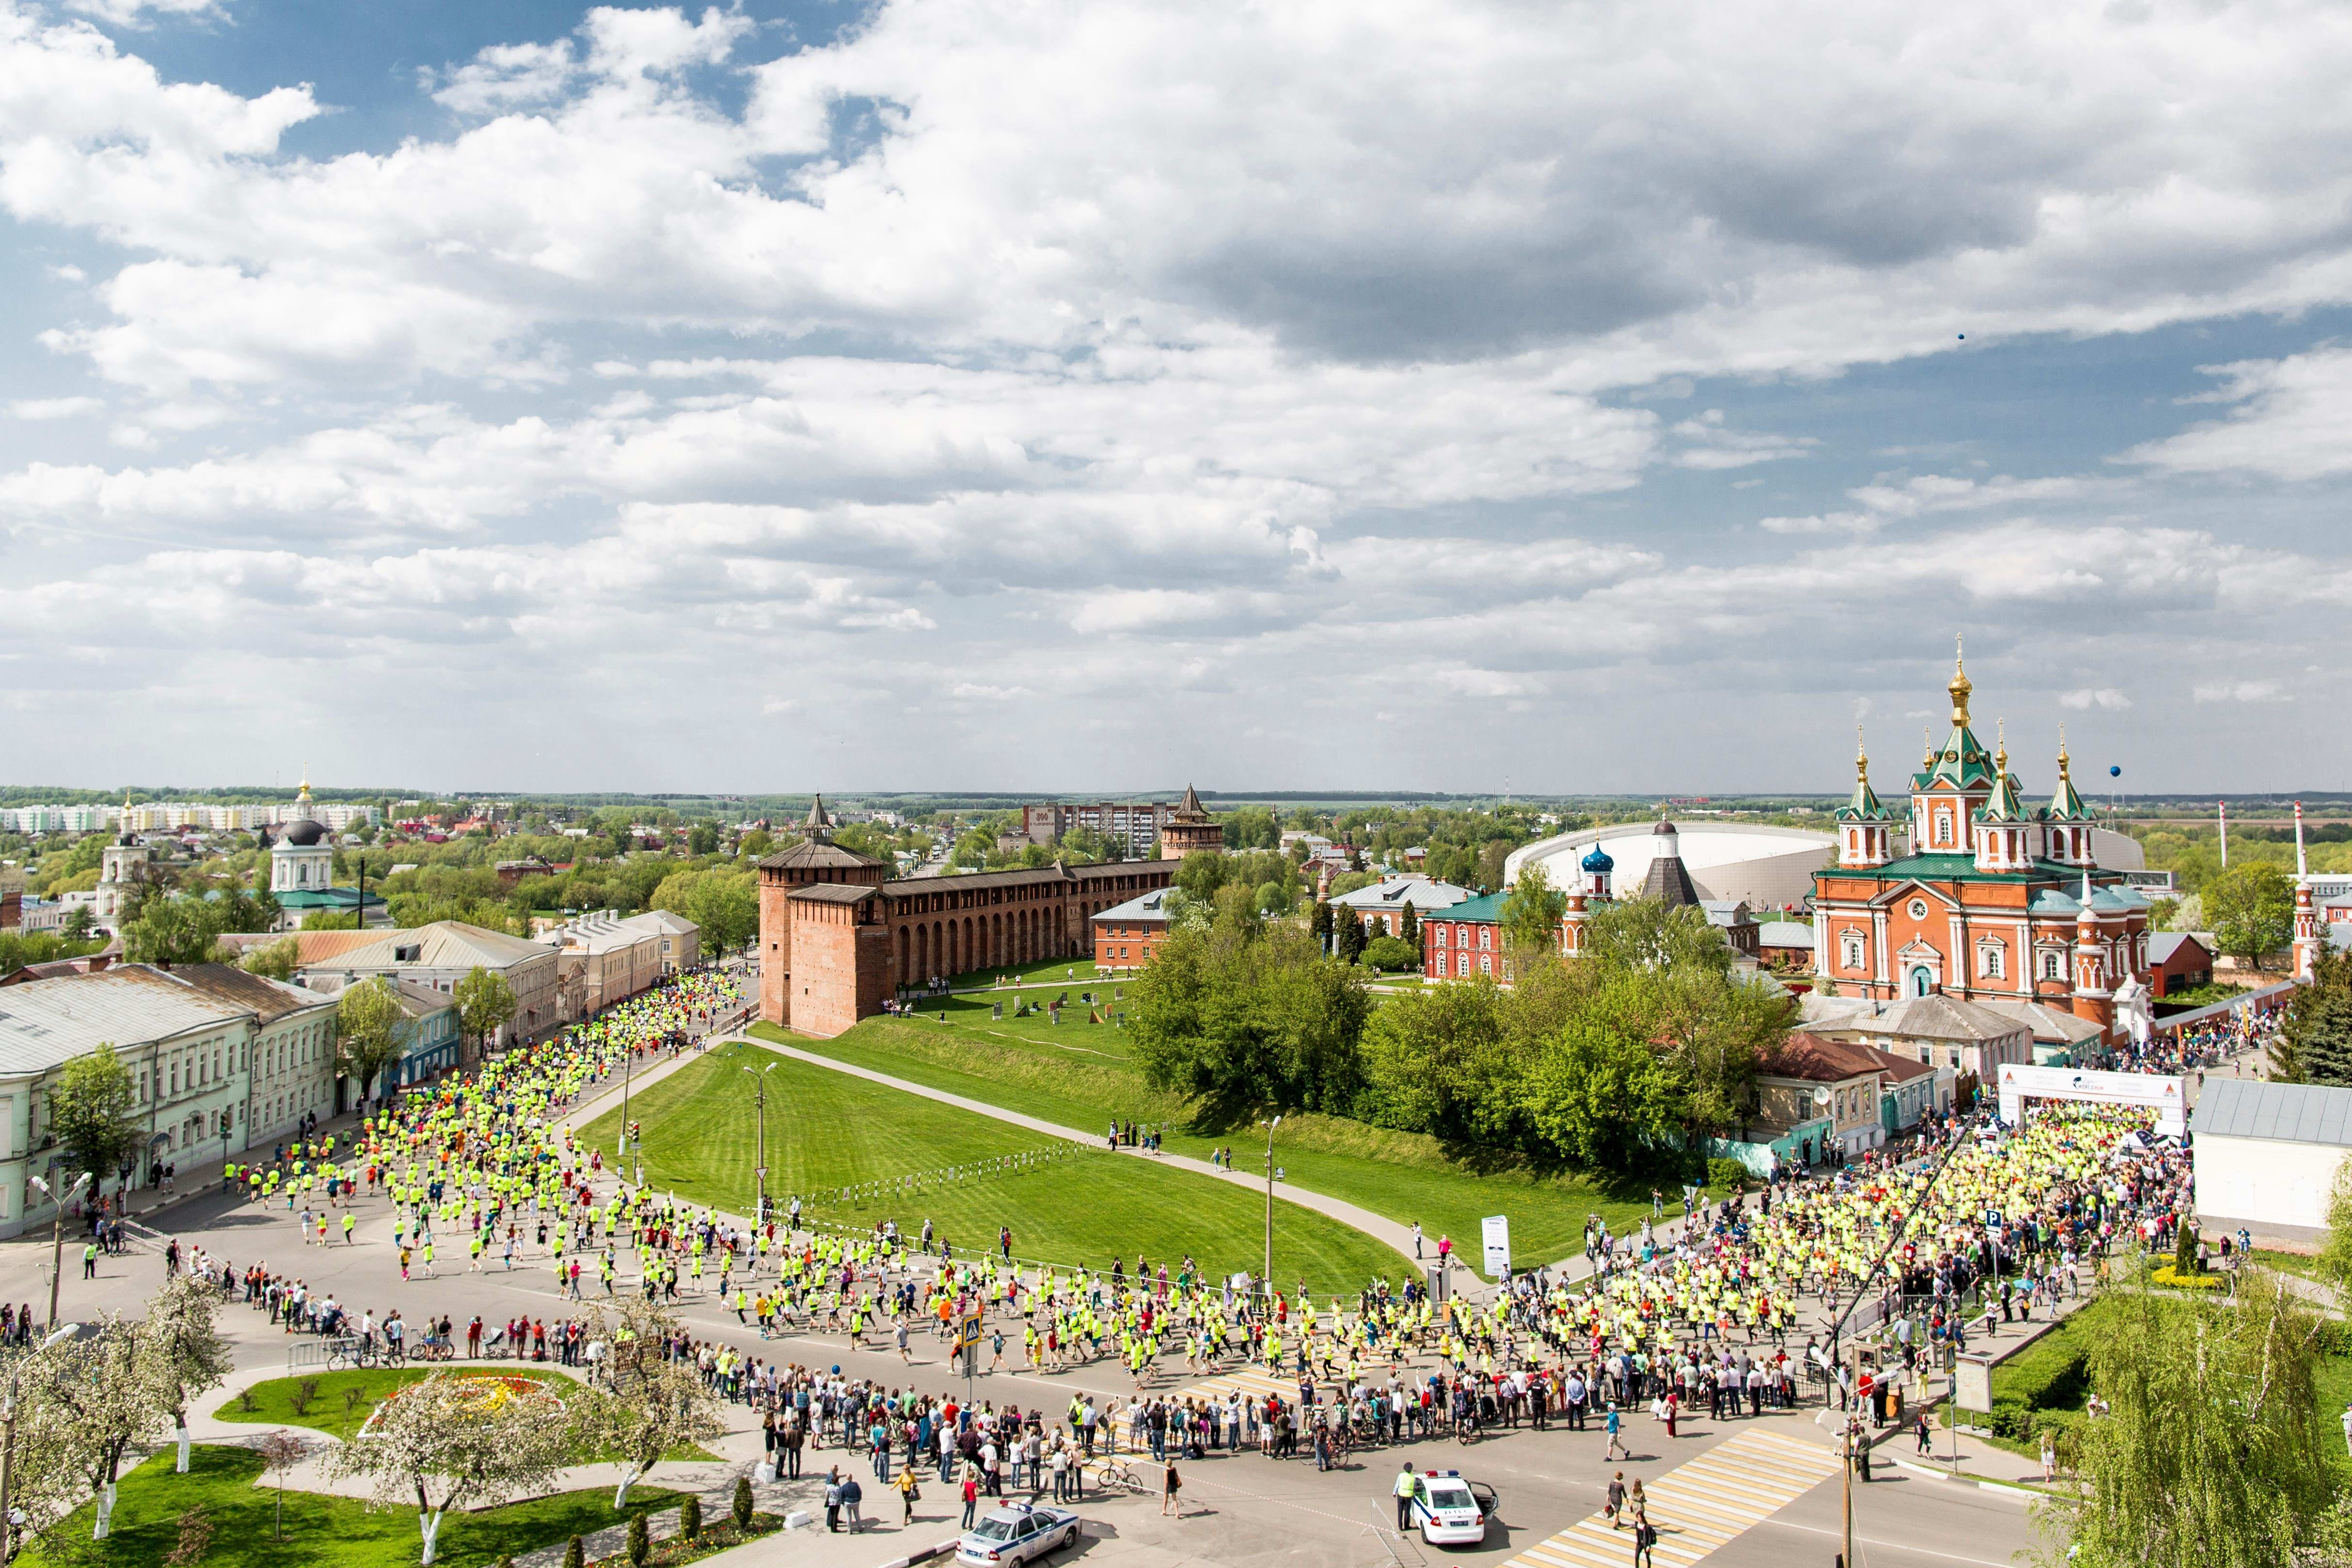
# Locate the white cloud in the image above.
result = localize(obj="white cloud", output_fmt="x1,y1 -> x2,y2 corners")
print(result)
1759,512 -> 1875,535
2121,346 -> 2352,482
2192,681 -> 2289,704
65,0 -> 223,29
7,396 -> 102,419
2,0 -> 2352,785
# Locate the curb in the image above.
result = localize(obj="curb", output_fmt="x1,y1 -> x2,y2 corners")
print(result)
872,1539 -> 961,1568
1887,1455 -> 2040,1501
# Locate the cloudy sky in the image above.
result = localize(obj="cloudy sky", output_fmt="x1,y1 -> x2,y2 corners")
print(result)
3,0 -> 2350,797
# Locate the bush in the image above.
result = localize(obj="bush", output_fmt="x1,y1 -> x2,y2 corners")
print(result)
564,1537 -> 585,1568
1706,1157 -> 1748,1193
733,1476 -> 754,1530
2151,1264 -> 2230,1291
1360,935 -> 1419,971
628,1512 -> 651,1568
680,1494 -> 702,1541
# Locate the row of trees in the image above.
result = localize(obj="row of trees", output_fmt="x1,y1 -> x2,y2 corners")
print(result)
1129,890 -> 1787,1172
0,1284 -> 720,1567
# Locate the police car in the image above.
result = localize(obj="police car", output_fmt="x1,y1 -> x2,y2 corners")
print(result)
1407,1471 -> 1499,1547
954,1502 -> 1082,1567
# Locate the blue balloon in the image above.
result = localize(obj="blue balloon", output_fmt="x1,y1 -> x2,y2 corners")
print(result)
2108,765 -> 2122,778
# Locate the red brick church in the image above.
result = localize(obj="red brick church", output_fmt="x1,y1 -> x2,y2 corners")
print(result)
1810,648 -> 2153,1041
757,797 -> 1176,1036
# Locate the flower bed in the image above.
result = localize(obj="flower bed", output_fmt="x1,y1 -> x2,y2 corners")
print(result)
587,1512 -> 786,1567
355,1373 -> 560,1437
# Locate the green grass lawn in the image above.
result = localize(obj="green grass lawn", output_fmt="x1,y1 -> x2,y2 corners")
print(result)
212,1372 -> 718,1461
22,1445 -> 675,1568
213,1368 -> 490,1441
940,955 -> 1109,989
770,1018 -> 1668,1267
581,1041 -> 1409,1287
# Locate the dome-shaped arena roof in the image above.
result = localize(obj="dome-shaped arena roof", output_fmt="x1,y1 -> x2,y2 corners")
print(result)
1509,821 -> 1836,912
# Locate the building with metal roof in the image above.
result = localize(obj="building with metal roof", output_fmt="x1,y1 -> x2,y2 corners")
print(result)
295,920 -> 559,1056
2191,1077 -> 2352,1245
0,963 -> 337,1237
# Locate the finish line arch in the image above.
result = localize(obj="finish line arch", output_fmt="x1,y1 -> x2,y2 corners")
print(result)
1996,1063 -> 2185,1136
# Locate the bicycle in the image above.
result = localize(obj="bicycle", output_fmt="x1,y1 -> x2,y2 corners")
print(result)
1093,1456 -> 1148,1493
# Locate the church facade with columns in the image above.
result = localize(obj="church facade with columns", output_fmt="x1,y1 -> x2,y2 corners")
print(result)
1809,651 -> 2153,1042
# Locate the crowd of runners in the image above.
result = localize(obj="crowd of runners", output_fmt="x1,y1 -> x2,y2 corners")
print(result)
138,949 -> 2218,1528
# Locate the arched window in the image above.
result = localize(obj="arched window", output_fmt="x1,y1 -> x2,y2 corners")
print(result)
2041,949 -> 2064,981
1840,932 -> 1865,971
1908,966 -> 1933,998
1976,942 -> 2004,980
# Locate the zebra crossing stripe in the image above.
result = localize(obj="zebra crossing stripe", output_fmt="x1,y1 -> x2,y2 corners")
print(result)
1498,1427 -> 1841,1568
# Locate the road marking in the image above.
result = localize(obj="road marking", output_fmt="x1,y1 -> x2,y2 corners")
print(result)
1760,1518 -> 2018,1566
1497,1427 -> 1842,1568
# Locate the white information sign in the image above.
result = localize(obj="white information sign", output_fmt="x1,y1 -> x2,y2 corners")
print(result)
1996,1063 -> 2185,1135
1481,1214 -> 1511,1278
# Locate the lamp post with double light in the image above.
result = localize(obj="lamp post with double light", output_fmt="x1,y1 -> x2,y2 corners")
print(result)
28,1172 -> 90,1334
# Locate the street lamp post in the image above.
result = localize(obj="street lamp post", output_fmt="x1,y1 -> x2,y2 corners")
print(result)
743,1061 -> 778,1224
1259,1115 -> 1281,1302
29,1172 -> 91,1333
620,1046 -> 640,1188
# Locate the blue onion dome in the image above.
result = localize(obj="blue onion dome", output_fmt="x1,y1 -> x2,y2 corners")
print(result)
1580,842 -> 1615,874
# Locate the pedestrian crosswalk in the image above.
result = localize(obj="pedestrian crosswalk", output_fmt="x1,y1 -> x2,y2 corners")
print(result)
1175,1363 -> 1303,1405
1499,1427 -> 1843,1568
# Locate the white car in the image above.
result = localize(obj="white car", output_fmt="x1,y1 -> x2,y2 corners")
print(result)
954,1503 -> 1082,1567
1407,1471 -> 1498,1547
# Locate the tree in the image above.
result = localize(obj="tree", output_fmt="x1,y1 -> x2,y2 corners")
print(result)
1129,923 -> 1370,1113
1362,934 -> 1418,971
27,1315 -> 168,1540
1254,879 -> 1293,917
2206,861 -> 2295,970
1334,906 -> 1367,965
51,1045 -> 140,1198
454,966 -> 518,1059
652,868 -> 758,956
1522,1011 -> 1684,1168
2037,1267 -> 2336,1568
737,828 -> 774,860
337,977 -> 405,1103
241,934 -> 302,981
144,1274 -> 234,1473
1398,902 -> 1419,945
324,1370 -> 574,1565
1309,899 -> 1332,944
1498,863 -> 1567,969
59,905 -> 96,941
122,897 -> 224,967
2280,951 -> 2352,1087
686,821 -> 719,856
572,1301 -> 725,1509
257,1430 -> 307,1540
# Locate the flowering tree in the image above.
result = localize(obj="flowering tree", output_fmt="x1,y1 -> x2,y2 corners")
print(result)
572,1299 -> 724,1509
23,1317 -> 166,1540
326,1372 -> 573,1566
143,1274 -> 234,1473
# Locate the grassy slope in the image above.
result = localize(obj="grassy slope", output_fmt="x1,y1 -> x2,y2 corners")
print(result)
580,1041 -> 1406,1288
23,1445 -> 673,1568
771,1017 -> 1663,1264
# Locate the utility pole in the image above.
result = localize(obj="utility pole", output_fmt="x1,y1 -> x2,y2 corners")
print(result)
1260,1115 -> 1281,1303
744,1060 -> 777,1224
